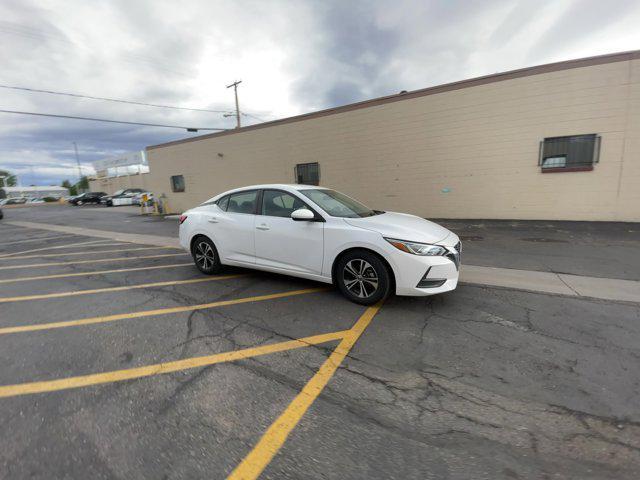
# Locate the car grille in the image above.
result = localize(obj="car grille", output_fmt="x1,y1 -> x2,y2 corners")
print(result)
446,241 -> 461,270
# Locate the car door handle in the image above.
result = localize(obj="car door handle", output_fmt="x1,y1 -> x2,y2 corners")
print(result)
207,217 -> 219,223
256,224 -> 270,231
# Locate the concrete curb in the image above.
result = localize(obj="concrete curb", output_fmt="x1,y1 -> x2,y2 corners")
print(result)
7,220 -> 640,303
461,265 -> 640,303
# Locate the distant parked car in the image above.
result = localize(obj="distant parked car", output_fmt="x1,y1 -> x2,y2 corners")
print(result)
69,192 -> 107,206
1,197 -> 28,205
101,188 -> 145,207
27,197 -> 45,204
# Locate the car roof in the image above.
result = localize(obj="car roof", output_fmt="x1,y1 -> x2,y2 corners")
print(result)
201,184 -> 328,205
227,184 -> 326,193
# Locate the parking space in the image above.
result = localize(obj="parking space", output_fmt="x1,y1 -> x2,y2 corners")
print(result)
1,220 -> 639,479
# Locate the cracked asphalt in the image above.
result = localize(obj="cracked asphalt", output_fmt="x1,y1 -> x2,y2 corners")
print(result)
0,210 -> 639,479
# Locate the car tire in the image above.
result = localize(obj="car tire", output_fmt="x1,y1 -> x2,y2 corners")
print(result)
336,250 -> 391,305
191,236 -> 222,275
77,200 -> 83,206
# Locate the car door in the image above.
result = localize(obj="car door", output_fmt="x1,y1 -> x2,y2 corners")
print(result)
254,189 -> 324,274
206,190 -> 258,264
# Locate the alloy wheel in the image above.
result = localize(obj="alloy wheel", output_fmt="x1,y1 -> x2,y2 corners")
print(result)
343,259 -> 379,298
195,241 -> 216,270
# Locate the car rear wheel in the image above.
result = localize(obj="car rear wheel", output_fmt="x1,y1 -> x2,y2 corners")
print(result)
191,236 -> 222,275
336,250 -> 391,305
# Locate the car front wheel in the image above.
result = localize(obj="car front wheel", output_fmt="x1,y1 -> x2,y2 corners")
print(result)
336,250 -> 391,305
191,236 -> 222,275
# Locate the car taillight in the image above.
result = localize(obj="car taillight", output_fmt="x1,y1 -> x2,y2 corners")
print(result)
179,215 -> 187,224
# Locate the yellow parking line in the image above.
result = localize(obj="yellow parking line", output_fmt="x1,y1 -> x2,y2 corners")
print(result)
0,263 -> 193,284
0,287 -> 328,335
228,301 -> 383,480
0,245 -> 178,260
0,253 -> 187,270
0,330 -> 347,398
0,240 -> 130,258
0,274 -> 248,303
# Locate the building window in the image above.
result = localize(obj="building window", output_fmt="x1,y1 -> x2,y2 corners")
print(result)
170,175 -> 185,192
295,162 -> 320,185
539,134 -> 600,173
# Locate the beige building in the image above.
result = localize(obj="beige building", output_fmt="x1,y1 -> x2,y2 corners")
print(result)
90,172 -> 151,195
144,50 -> 639,221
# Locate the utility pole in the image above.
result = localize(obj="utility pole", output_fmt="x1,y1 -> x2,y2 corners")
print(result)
72,141 -> 82,183
226,80 -> 242,128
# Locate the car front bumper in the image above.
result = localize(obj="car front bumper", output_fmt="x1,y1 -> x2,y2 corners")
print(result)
386,235 -> 461,296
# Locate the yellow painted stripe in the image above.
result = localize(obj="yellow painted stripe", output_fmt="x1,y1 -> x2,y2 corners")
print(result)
0,287 -> 328,335
0,274 -> 247,303
228,301 -> 383,480
0,252 -> 187,270
1,245 -> 178,260
0,263 -> 193,285
0,330 -> 346,398
0,239 -> 116,258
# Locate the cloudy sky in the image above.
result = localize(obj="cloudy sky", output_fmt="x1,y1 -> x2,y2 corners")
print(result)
1,0 -> 639,186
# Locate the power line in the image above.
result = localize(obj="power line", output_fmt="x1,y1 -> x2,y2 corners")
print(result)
242,112 -> 268,123
0,84 -> 234,114
0,109 -> 226,132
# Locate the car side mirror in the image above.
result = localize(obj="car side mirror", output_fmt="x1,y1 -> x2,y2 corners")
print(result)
291,208 -> 315,221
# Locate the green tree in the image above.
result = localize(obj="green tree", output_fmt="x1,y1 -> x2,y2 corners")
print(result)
61,179 -> 77,196
0,170 -> 17,187
77,176 -> 89,192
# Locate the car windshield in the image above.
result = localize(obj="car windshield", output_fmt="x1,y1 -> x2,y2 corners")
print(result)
113,189 -> 125,195
300,189 -> 381,218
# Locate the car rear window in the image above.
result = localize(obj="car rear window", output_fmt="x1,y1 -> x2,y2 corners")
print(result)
227,191 -> 258,214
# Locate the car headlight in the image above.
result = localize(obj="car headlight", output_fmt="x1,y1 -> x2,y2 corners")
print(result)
384,238 -> 447,256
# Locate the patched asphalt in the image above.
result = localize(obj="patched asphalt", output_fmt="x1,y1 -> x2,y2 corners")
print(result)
0,210 -> 639,479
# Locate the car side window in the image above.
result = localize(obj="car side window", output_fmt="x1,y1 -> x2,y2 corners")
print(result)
217,195 -> 229,211
261,190 -> 308,218
226,190 -> 258,214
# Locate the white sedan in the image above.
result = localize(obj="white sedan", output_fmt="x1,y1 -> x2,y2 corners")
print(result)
179,184 -> 460,304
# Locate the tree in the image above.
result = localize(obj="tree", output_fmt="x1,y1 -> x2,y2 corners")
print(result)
77,176 -> 89,192
0,169 -> 17,187
61,179 -> 77,196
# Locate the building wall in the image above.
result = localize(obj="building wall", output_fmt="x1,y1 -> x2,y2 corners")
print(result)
146,58 -> 640,221
89,173 -> 150,195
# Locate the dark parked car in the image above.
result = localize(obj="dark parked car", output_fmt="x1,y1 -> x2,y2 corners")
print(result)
100,188 -> 145,207
1,197 -> 28,205
69,192 -> 107,205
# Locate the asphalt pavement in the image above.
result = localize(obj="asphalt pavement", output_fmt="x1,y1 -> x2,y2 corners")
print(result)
0,205 -> 639,479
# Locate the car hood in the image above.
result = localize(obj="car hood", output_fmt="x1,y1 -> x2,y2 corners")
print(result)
344,212 -> 452,244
